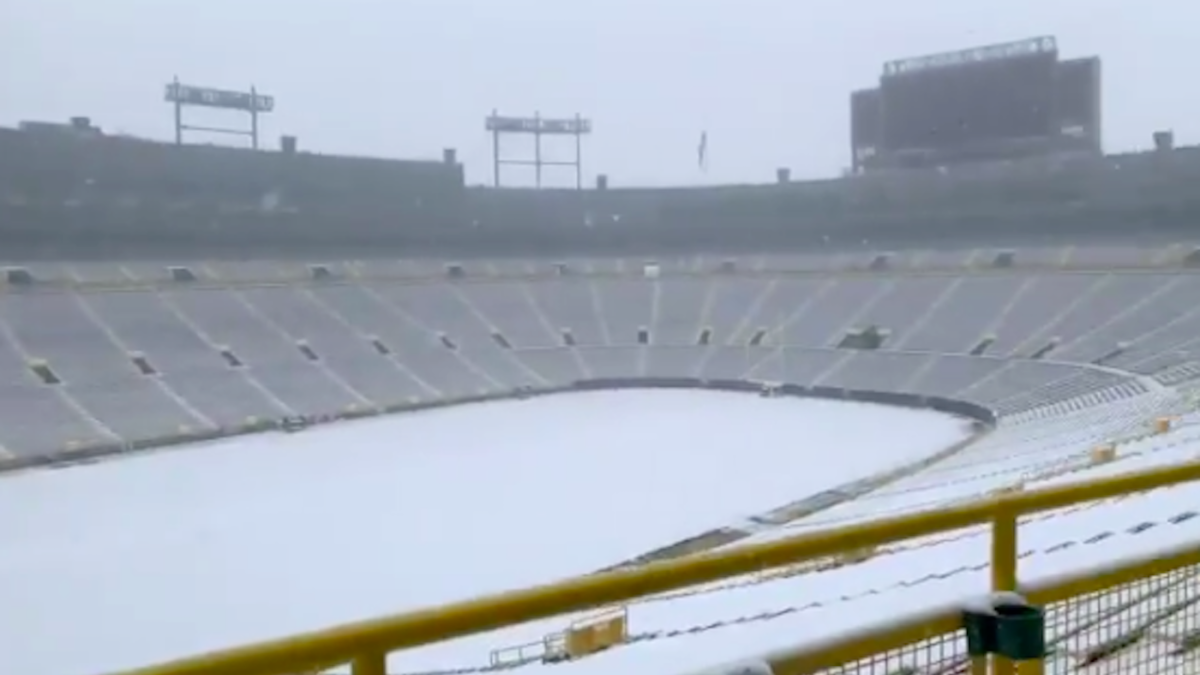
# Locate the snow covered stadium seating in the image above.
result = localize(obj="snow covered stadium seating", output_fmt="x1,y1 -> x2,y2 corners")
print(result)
0,245 -> 1195,466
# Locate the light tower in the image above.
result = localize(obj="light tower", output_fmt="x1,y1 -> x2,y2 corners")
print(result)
164,77 -> 275,149
485,111 -> 592,188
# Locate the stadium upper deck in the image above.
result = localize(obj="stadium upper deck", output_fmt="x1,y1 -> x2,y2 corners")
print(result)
1,123 -> 1198,260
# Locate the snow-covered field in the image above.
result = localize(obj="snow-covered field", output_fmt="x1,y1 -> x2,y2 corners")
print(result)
0,389 -> 1192,675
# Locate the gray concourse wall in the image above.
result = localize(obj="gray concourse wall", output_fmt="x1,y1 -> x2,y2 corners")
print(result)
3,125 -> 1200,259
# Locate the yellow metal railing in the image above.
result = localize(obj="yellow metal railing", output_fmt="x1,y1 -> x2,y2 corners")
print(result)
747,540 -> 1200,675
107,460 -> 1200,675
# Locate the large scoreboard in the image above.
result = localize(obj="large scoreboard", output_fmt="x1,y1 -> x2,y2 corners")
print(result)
851,36 -> 1102,172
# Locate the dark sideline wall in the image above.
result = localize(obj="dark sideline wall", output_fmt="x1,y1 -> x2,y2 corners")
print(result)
0,377 -> 993,476
570,377 -> 995,424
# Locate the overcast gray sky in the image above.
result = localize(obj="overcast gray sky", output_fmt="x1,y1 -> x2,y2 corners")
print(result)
1,0 -> 1193,186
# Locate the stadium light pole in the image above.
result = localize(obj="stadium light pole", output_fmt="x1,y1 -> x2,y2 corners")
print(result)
164,77 -> 275,149
485,111 -> 592,189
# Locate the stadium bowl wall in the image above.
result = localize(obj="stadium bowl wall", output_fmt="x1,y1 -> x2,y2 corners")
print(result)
0,245 -> 1195,469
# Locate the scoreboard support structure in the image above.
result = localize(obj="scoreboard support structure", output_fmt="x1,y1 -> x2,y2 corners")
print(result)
164,77 -> 275,149
485,111 -> 592,189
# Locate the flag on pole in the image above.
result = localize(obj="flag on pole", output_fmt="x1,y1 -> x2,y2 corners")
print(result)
697,131 -> 708,171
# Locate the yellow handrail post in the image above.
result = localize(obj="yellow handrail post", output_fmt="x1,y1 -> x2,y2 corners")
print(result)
991,506 -> 1019,592
1018,654 -> 1045,675
969,653 -> 989,675
990,507 -> 1019,675
352,652 -> 387,675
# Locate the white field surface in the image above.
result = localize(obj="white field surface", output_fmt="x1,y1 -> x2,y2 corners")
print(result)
9,387 -> 1170,675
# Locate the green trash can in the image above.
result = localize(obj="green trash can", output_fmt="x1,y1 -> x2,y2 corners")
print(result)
962,609 -> 998,657
994,603 -> 1046,660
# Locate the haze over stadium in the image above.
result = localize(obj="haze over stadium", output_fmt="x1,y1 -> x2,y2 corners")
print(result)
4,2 -> 1200,675
4,0 -> 1200,184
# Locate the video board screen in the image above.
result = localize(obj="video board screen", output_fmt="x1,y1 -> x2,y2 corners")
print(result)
850,89 -> 882,160
880,50 -> 1057,153
1054,57 -> 1102,151
164,83 -> 274,113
